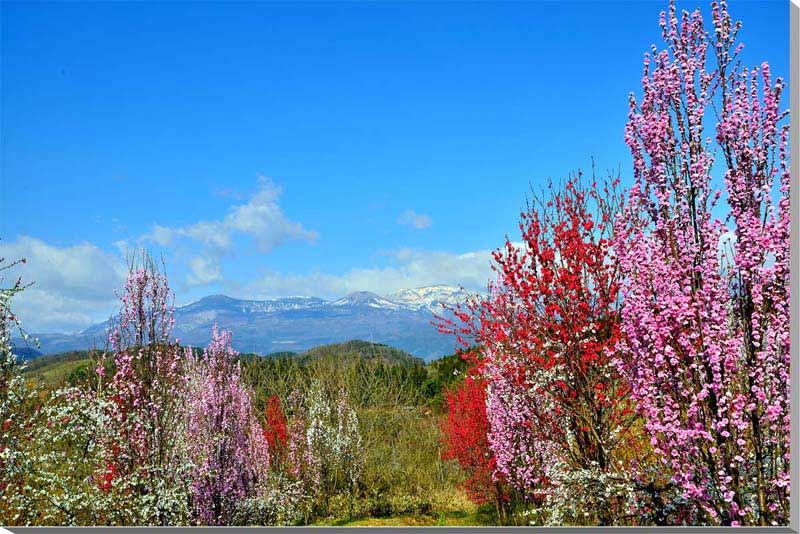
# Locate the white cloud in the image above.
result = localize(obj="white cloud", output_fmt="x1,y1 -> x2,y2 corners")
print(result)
144,177 -> 317,254
0,233 -> 522,333
240,246 -> 499,300
397,209 -> 432,230
186,256 -> 223,287
179,221 -> 232,250
1,236 -> 127,333
142,177 -> 317,287
112,239 -> 131,256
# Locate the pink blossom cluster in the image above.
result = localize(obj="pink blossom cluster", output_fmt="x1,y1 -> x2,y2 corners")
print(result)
615,0 -> 789,525
98,254 -> 189,512
89,254 -> 278,524
185,326 -> 271,525
482,347 -> 562,496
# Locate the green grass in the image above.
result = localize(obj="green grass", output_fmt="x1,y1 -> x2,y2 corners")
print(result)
24,357 -> 93,390
317,509 -> 496,527
312,495 -> 499,527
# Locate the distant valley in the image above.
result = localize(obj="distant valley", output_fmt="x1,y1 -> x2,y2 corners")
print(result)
15,285 -> 473,361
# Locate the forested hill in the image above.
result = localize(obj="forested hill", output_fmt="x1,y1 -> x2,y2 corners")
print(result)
22,340 -> 455,398
295,340 -> 424,367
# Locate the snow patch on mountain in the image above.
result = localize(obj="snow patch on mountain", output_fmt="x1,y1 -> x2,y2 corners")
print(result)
387,285 -> 467,312
182,294 -> 327,314
332,291 -> 405,310
178,286 -> 468,314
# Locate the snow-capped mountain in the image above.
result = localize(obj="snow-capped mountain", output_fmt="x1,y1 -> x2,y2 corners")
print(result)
332,291 -> 405,310
17,286 -> 470,361
181,294 -> 327,314
387,285 -> 467,312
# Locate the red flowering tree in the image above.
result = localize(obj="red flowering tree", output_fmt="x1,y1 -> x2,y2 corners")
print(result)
439,173 -> 644,524
264,395 -> 289,467
441,373 -> 509,521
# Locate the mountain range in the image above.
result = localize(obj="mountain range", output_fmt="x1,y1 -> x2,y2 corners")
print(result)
15,285 -> 472,361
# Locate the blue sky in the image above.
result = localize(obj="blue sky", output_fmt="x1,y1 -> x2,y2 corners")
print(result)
0,1 -> 789,332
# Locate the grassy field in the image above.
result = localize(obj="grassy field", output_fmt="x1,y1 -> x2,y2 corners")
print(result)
24,357 -> 93,391
314,494 -> 498,526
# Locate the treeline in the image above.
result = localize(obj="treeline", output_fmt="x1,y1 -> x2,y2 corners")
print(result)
240,343 -> 468,415
23,341 -> 465,416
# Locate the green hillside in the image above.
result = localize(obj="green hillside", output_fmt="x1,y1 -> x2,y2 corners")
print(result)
24,341 -> 436,396
22,350 -> 103,390
295,339 -> 424,367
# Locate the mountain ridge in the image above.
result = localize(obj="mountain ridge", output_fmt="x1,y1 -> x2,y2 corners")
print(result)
14,285 -> 471,361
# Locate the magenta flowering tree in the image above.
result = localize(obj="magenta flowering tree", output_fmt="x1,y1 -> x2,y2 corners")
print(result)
478,345 -> 560,503
184,326 -> 271,525
615,0 -> 789,525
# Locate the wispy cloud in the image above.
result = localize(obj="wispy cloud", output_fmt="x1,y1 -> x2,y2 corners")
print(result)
239,246 -> 499,300
143,177 -> 317,286
186,256 -> 223,287
146,177 -> 317,253
397,209 -> 432,230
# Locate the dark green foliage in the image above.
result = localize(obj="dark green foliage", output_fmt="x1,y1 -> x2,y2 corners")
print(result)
297,340 -> 424,367
239,340 -> 429,414
419,348 -> 474,410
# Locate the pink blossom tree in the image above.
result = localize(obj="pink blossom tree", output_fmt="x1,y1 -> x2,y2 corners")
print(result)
615,0 -> 789,525
95,252 -> 192,523
184,326 -> 271,525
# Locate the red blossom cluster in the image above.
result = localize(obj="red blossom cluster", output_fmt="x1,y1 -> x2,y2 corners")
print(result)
264,395 -> 289,463
441,373 -> 507,508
